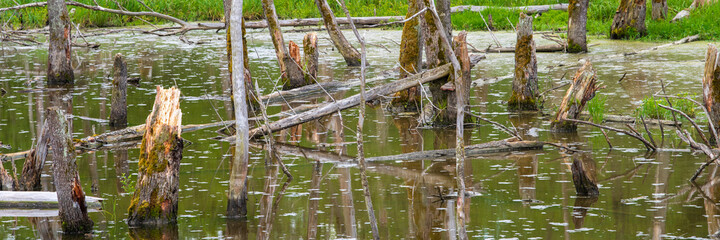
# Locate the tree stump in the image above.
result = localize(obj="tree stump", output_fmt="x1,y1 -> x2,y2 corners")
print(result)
19,117 -> 50,191
47,0 -> 74,85
446,31 -> 472,122
262,0 -> 305,89
567,0 -> 589,53
703,44 -> 720,136
508,13 -> 538,111
228,1 -> 250,218
314,0 -> 361,66
610,0 -> 647,39
110,53 -> 128,128
571,154 -> 599,197
651,0 -> 668,20
0,163 -> 15,191
127,86 -> 183,226
303,32 -> 319,85
391,0 -> 424,112
551,61 -> 601,132
49,107 -> 93,233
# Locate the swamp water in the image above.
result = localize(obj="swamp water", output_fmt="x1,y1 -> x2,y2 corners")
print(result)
0,28 -> 716,239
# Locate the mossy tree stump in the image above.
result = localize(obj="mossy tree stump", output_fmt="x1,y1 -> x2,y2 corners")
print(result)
262,0 -> 305,89
703,44 -> 720,135
571,153 -> 599,197
391,0 -> 424,112
422,0 -> 457,126
47,0 -> 74,85
550,61 -> 601,132
567,0 -> 589,53
127,86 -> 183,226
314,0 -> 361,66
508,13 -> 538,111
610,0 -> 647,39
651,0 -> 668,20
303,32 -> 319,85
110,53 -> 128,128
49,107 -> 94,233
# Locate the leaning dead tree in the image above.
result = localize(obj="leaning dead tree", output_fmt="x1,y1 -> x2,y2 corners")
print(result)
610,0 -> 647,39
47,0 -> 74,85
551,61 -> 601,132
703,44 -> 720,137
651,0 -> 668,20
391,0 -> 425,112
262,0 -> 306,89
508,13 -> 538,111
672,0 -> 718,22
567,0 -> 589,53
49,107 -> 94,233
314,0 -> 361,66
227,0 -> 250,218
127,86 -> 183,226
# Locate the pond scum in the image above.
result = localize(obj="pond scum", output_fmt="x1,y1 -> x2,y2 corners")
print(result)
3,0 -> 720,239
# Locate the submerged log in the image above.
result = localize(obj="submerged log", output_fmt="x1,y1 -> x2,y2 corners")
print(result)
110,53 -> 128,128
610,0 -> 647,39
391,0 -> 424,112
365,138 -> 544,162
567,0 -> 589,53
48,107 -> 93,233
0,191 -> 102,209
451,3 -> 569,14
47,0 -> 74,85
703,44 -> 720,136
551,61 -> 601,132
651,0 -> 668,20
314,0 -> 361,66
571,154 -> 599,196
262,0 -> 305,89
508,13 -> 538,111
127,86 -> 183,226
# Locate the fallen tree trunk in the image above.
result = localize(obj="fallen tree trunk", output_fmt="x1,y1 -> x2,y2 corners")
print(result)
314,0 -> 361,66
0,191 -> 102,209
476,44 -> 565,53
451,3 -> 569,14
365,138 -> 543,162
244,16 -> 405,29
577,113 -> 680,126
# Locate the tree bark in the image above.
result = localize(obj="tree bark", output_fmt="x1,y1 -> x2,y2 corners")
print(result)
303,32 -> 319,84
262,0 -> 305,89
508,13 -> 538,111
19,117 -> 50,191
110,53 -> 128,128
444,32 -> 472,122
610,0 -> 647,39
314,0 -> 361,66
567,0 -> 588,53
127,86 -> 183,226
227,0 -> 250,219
422,0 -> 455,125
651,0 -> 668,20
0,163 -> 15,191
49,107 -> 93,233
571,154 -> 599,196
703,44 -> 720,136
551,61 -> 601,132
47,0 -> 74,85
391,0 -> 424,112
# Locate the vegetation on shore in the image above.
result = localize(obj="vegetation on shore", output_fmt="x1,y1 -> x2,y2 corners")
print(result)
1,0 -> 718,40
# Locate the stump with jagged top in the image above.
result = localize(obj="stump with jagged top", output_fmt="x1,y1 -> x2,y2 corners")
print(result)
508,13 -> 538,111
551,61 -> 601,132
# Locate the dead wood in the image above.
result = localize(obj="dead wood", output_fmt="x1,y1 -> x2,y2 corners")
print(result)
571,154 -> 599,196
551,61 -> 601,132
508,13 -> 538,111
110,53 -> 128,128
314,0 -> 361,66
563,118 -> 657,151
610,0 -> 647,39
364,138 -> 544,162
450,3 -> 568,14
18,116 -> 50,191
477,44 -> 565,53
567,0 -> 589,52
0,191 -> 102,209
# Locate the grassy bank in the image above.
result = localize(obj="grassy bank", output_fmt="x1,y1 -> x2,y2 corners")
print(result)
1,0 -> 718,40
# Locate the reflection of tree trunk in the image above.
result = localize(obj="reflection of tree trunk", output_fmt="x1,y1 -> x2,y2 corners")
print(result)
47,0 -> 74,85
572,197 -> 598,229
306,161 -> 323,240
225,219 -> 248,240
651,151 -> 671,240
114,150 -> 129,193
257,157 -> 279,240
28,217 -> 61,240
314,0 -> 361,66
704,166 -> 720,238
445,199 -> 457,240
335,167 -> 357,238
516,155 -> 537,203
129,225 -> 179,240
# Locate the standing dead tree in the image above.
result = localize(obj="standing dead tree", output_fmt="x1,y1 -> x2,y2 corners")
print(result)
551,61 -> 601,132
110,53 -> 128,128
571,154 -> 599,196
703,44 -> 720,138
651,0 -> 668,20
610,0 -> 647,39
262,0 -> 306,89
567,0 -> 589,53
49,107 -> 94,233
127,86 -> 183,226
313,0 -> 361,66
47,0 -> 74,85
508,13 -> 538,111
391,0 -> 425,112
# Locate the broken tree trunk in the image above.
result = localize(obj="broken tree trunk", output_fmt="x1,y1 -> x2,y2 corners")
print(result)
47,0 -> 74,85
672,0 -> 717,22
0,191 -> 103,209
262,0 -> 305,89
451,3 -> 569,14
651,0 -> 668,20
110,53 -> 128,128
391,0 -> 424,112
703,44 -> 720,137
508,13 -> 538,111
422,0 -> 456,125
127,86 -> 183,226
441,32 -> 472,123
567,0 -> 589,53
303,32 -> 319,84
610,0 -> 647,39
479,44 -> 565,53
571,154 -> 599,196
551,61 -> 601,132
48,107 -> 93,233
19,116 -> 50,191
314,0 -> 361,66
0,163 -> 14,191
243,64 -> 452,139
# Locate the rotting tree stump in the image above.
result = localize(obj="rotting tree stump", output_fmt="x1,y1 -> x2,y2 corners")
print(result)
127,86 -> 183,226
442,31 -> 472,123
0,163 -> 14,191
19,116 -> 50,191
567,0 -> 589,53
47,0 -> 74,85
551,61 -> 601,132
703,44 -> 720,136
610,0 -> 647,39
391,0 -> 424,112
571,154 -> 599,197
49,107 -> 94,233
303,32 -> 319,84
110,53 -> 128,128
314,0 -> 361,66
262,0 -> 305,89
508,13 -> 538,111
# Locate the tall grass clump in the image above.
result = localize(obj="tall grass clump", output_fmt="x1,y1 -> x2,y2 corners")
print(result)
587,95 -> 607,123
636,93 -> 696,120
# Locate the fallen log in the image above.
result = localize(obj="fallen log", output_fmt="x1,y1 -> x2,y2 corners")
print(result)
365,138 -> 544,162
242,64 -> 453,139
243,16 -> 405,29
0,191 -> 103,209
475,44 -> 565,53
451,3 -> 569,14
577,113 -> 680,126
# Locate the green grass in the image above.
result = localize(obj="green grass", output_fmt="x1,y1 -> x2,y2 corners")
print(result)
1,0 -> 718,40
636,93 -> 697,120
587,95 -> 607,123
